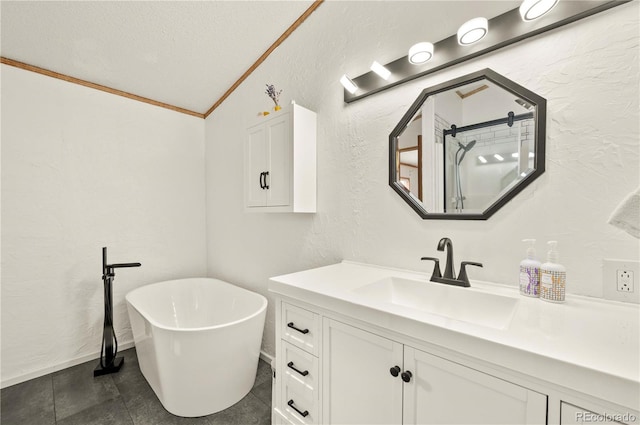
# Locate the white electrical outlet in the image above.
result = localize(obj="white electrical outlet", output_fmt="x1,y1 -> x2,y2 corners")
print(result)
617,269 -> 634,292
603,259 -> 640,303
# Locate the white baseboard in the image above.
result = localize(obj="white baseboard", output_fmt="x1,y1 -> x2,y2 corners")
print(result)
259,350 -> 275,367
1,340 -> 135,389
3,343 -> 269,389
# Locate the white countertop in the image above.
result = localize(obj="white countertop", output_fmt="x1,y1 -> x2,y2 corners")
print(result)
269,261 -> 640,410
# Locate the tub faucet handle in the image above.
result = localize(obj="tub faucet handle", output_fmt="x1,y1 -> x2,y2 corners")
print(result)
107,262 -> 142,269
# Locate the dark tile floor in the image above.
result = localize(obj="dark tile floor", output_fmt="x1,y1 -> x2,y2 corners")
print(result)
1,348 -> 272,425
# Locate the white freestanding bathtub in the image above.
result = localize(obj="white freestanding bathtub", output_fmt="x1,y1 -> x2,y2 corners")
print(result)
125,278 -> 267,417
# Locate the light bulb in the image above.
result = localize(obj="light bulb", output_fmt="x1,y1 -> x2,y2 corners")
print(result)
340,74 -> 358,94
370,61 -> 391,80
408,42 -> 434,65
457,17 -> 488,45
519,0 -> 559,21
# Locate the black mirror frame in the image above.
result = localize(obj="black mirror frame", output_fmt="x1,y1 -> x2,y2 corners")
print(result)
389,68 -> 546,220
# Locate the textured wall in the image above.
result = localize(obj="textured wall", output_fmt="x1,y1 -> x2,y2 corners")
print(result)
205,2 -> 639,357
1,65 -> 207,384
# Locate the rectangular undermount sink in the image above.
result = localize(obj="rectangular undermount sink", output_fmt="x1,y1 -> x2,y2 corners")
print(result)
352,276 -> 519,330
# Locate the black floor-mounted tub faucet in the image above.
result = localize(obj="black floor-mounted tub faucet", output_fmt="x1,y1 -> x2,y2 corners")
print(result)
94,246 -> 141,377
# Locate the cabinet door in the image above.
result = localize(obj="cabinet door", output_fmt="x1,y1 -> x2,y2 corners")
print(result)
322,319 -> 403,425
246,124 -> 268,207
403,346 -> 547,425
266,113 -> 291,207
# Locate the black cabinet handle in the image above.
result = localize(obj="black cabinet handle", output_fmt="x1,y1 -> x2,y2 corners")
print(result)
287,361 -> 309,377
390,366 -> 401,377
264,171 -> 270,189
401,370 -> 413,383
288,400 -> 309,418
259,172 -> 265,189
287,322 -> 309,334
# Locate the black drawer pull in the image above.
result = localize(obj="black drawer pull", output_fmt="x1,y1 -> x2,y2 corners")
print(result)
287,322 -> 309,334
401,370 -> 413,383
288,399 -> 309,418
287,361 -> 309,377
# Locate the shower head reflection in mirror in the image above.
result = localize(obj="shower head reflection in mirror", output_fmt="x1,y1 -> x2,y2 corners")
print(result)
454,140 -> 477,210
457,140 -> 477,165
444,118 -> 534,213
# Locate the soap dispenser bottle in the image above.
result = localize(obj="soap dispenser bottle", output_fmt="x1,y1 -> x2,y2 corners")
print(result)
540,241 -> 566,303
519,239 -> 541,297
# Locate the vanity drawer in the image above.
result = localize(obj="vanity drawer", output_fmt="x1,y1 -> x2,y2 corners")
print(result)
282,379 -> 318,425
282,303 -> 319,355
282,341 -> 319,396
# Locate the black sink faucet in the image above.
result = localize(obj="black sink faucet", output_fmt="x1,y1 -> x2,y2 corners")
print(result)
437,237 -> 455,279
422,237 -> 483,288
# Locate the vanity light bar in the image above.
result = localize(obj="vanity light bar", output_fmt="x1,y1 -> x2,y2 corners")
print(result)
343,1 -> 630,103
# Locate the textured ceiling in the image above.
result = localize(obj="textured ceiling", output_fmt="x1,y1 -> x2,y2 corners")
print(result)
1,1 -> 315,113
1,1 -> 521,115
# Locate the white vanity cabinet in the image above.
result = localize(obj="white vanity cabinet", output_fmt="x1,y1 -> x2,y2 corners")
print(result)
274,300 -> 547,425
244,103 -> 316,213
322,318 -> 547,425
270,262 -> 639,425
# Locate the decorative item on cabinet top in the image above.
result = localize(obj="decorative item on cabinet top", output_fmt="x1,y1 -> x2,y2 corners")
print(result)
265,84 -> 283,113
245,101 -> 317,213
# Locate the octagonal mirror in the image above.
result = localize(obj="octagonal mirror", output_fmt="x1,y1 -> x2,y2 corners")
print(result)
389,69 -> 546,220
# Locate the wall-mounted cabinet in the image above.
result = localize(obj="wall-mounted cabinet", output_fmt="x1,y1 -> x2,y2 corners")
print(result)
245,103 -> 316,213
